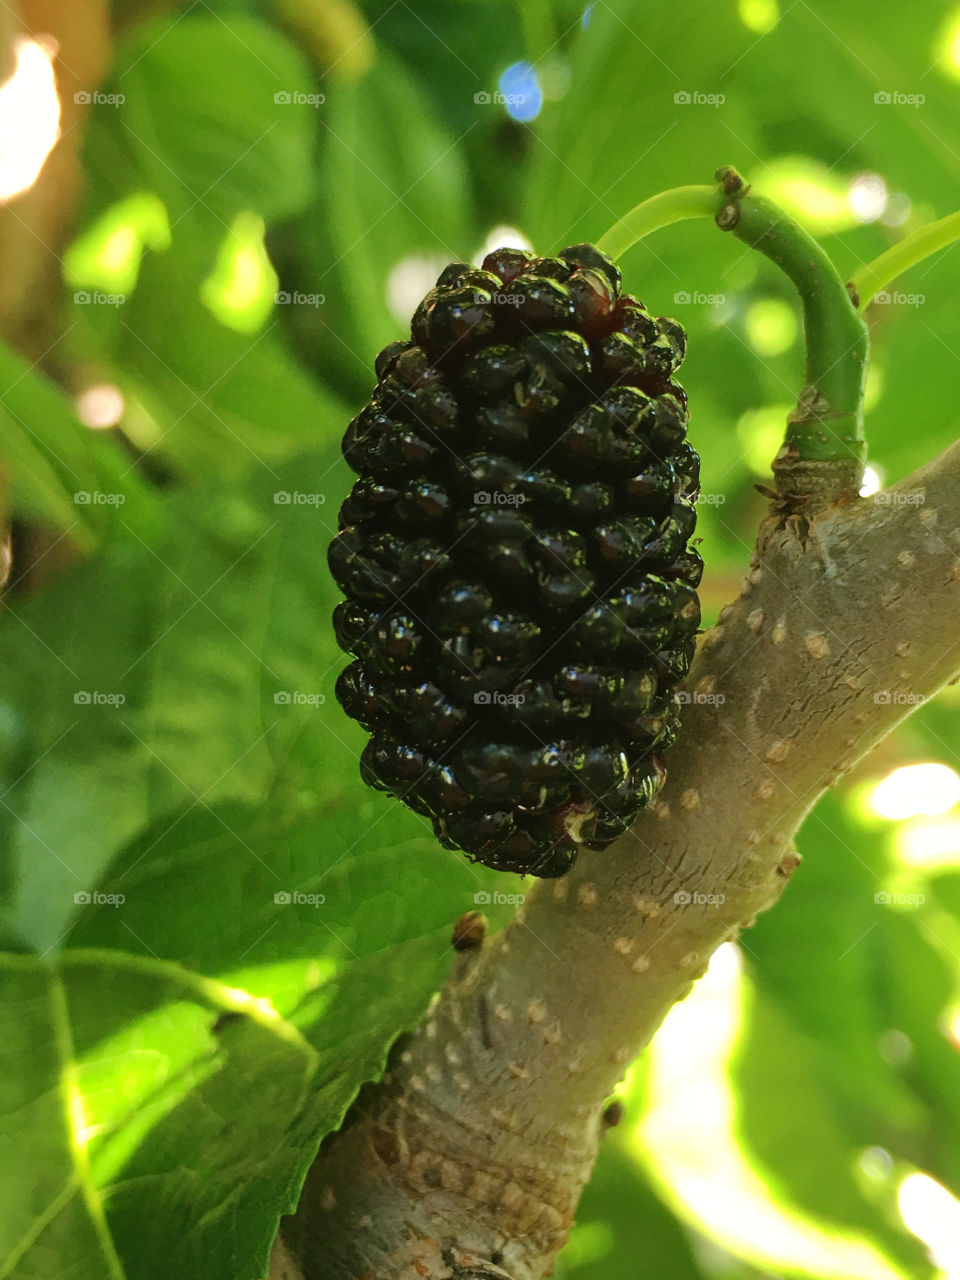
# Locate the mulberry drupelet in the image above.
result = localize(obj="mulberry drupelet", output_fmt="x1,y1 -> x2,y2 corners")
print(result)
328,243 -> 702,877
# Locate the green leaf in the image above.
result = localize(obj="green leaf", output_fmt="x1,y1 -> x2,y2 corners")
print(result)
109,217 -> 350,480
284,48 -> 474,396
87,14 -> 318,223
0,811 -> 518,1280
743,793 -> 921,1132
874,898 -> 960,1192
0,451 -> 345,953
740,790 -> 960,1264
732,982 -> 931,1276
0,445 -> 526,1278
556,1142 -> 710,1279
0,339 -> 161,547
0,950 -> 318,1280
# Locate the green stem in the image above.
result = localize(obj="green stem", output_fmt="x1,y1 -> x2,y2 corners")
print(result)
851,210 -> 960,309
718,184 -> 869,468
597,185 -> 721,260
598,171 -> 870,473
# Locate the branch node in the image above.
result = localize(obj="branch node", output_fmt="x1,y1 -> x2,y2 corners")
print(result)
452,911 -> 487,951
777,851 -> 803,877
771,453 -> 864,508
602,1099 -> 625,1130
714,164 -> 748,195
715,200 -> 740,230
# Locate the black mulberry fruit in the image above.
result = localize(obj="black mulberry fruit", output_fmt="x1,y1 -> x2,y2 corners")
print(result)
329,243 -> 701,877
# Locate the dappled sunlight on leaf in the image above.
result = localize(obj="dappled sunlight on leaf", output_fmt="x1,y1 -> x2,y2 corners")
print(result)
737,0 -> 780,35
898,817 -> 960,869
899,1173 -> 960,1275
633,945 -> 913,1279
744,297 -> 797,356
754,157 -> 861,234
735,402 -> 792,474
64,193 -> 170,295
201,212 -> 278,334
871,764 -> 960,821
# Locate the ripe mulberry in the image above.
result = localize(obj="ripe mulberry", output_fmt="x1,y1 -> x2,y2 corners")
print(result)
329,243 -> 701,877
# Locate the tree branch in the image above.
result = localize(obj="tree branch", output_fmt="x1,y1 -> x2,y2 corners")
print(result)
276,442 -> 960,1280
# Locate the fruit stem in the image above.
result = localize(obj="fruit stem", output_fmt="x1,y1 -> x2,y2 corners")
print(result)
713,168 -> 869,479
600,169 -> 870,493
850,209 -> 960,309
597,185 -> 722,259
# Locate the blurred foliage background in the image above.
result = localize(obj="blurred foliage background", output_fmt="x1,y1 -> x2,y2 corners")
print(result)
1,1 -> 959,1278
